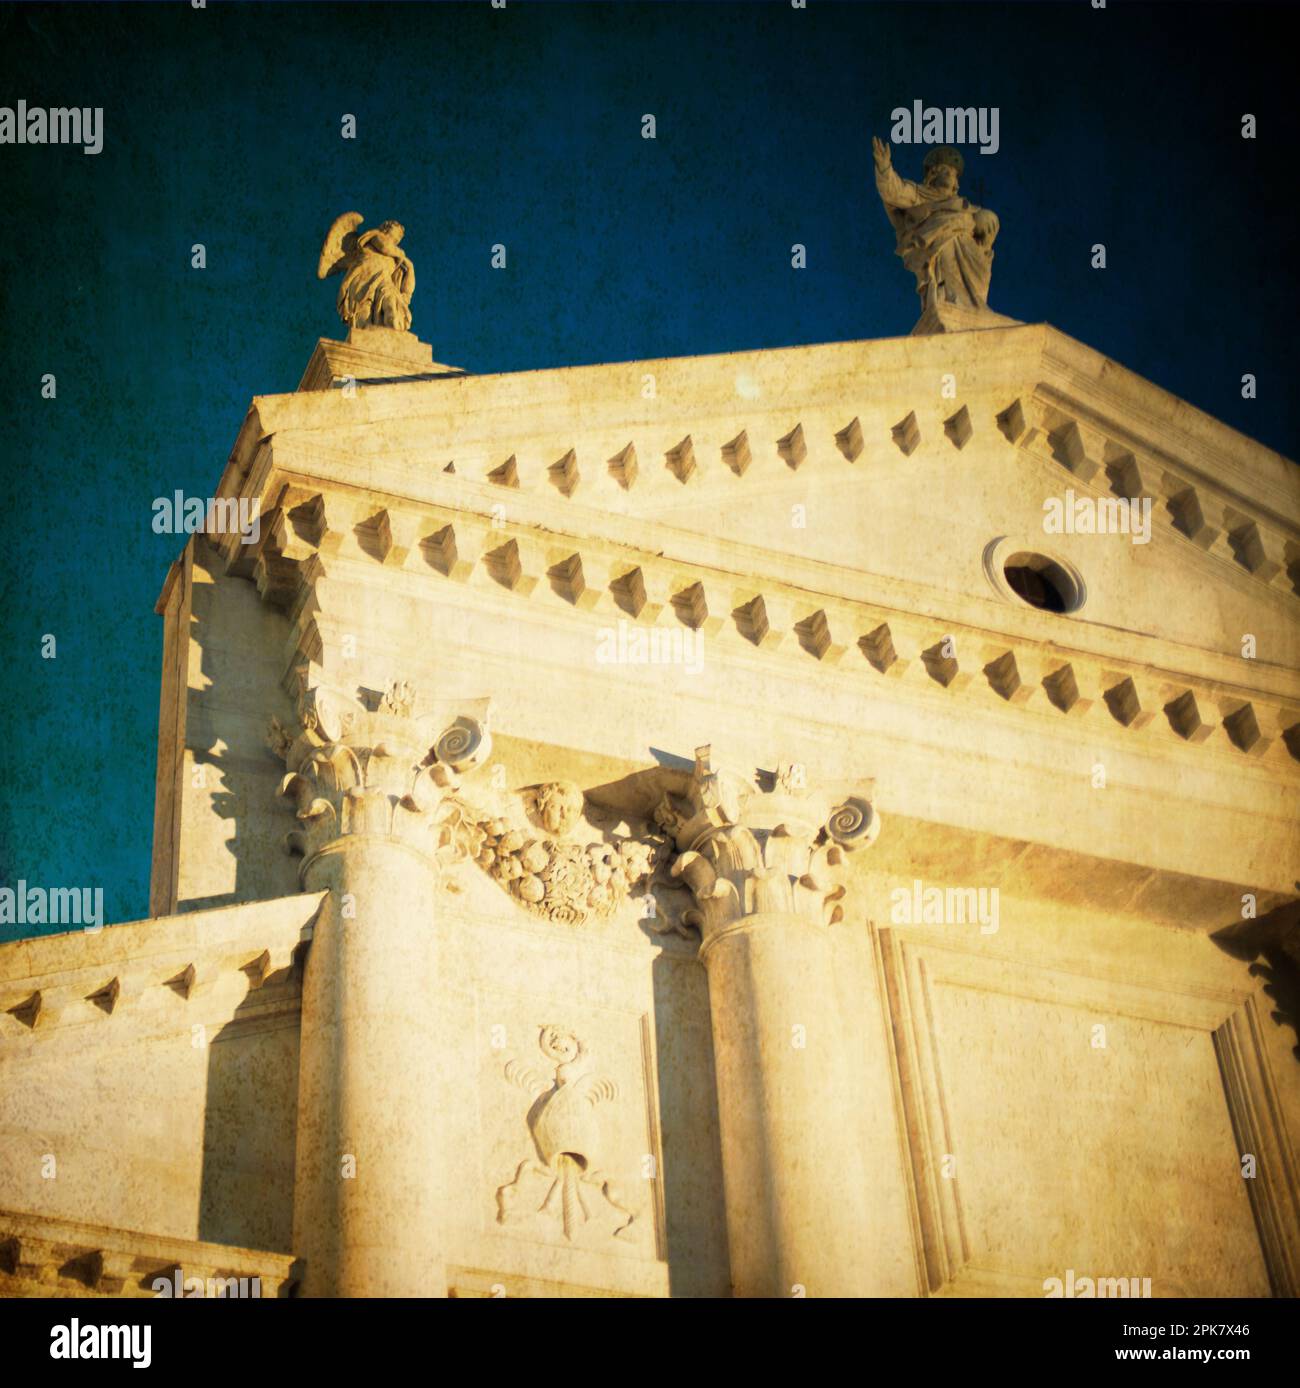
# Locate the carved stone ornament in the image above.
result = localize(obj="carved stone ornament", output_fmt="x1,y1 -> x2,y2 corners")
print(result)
468,781 -> 658,926
661,745 -> 880,947
496,1026 -> 637,1243
267,668 -> 491,874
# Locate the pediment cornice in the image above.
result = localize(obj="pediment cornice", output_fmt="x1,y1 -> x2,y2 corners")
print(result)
217,325 -> 1297,594
200,326 -> 1299,780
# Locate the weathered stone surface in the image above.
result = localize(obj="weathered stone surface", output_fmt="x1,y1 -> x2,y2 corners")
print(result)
1,276 -> 1298,1298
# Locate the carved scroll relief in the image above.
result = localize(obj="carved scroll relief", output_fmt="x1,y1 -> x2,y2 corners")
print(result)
495,1026 -> 641,1245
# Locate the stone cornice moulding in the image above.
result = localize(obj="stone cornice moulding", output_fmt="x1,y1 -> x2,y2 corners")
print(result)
0,892 -> 325,1050
266,518 -> 1300,704
234,459 -> 1299,710
1036,333 -> 1298,524
1010,383 -> 1295,604
214,324 -> 1297,584
227,487 -> 1300,779
222,328 -> 1063,486
0,1210 -> 301,1298
236,404 -> 1297,621
1028,380 -> 1297,539
217,421 -> 1293,694
222,405 -> 1296,618
227,324 -> 1291,490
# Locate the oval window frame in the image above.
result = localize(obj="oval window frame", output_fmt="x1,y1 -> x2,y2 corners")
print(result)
982,536 -> 1087,615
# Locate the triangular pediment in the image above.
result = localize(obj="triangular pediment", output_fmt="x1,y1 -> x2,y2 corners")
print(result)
229,323 -> 1297,667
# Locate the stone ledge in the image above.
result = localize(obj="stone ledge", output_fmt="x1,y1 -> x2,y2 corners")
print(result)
0,1208 -> 300,1298
0,891 -> 324,1047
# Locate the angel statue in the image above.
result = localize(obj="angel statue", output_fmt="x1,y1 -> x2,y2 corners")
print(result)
317,212 -> 416,332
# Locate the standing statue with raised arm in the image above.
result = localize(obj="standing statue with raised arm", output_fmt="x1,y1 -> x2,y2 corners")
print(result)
871,137 -> 1002,325
317,212 -> 416,332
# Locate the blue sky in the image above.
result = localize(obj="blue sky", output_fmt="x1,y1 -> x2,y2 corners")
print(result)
0,1 -> 1293,934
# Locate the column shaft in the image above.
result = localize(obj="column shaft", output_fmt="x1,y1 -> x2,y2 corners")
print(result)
292,836 -> 445,1296
703,913 -> 875,1297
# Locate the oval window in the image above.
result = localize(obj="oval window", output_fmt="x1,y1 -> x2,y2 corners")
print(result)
1002,552 -> 1080,613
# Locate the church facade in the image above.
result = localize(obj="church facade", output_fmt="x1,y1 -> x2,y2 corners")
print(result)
1,293 -> 1298,1296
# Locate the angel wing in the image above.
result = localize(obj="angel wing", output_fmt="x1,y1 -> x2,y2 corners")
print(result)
317,211 -> 364,280
504,1059 -> 551,1097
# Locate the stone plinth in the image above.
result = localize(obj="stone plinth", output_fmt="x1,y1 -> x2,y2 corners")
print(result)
298,327 -> 464,391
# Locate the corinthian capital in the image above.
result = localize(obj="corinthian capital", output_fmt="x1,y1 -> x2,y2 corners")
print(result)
268,667 -> 491,873
665,746 -> 879,943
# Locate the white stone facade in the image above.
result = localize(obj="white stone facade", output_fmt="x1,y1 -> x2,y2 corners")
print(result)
2,322 -> 1297,1297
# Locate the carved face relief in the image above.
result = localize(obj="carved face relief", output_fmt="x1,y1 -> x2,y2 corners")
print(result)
925,162 -> 958,194
529,781 -> 585,836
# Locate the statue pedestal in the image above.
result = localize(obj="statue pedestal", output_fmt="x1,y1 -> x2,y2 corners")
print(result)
911,299 -> 1021,336
298,327 -> 465,391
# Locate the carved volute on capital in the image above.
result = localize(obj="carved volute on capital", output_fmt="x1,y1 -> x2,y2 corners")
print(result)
267,668 -> 491,876
661,746 -> 879,947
